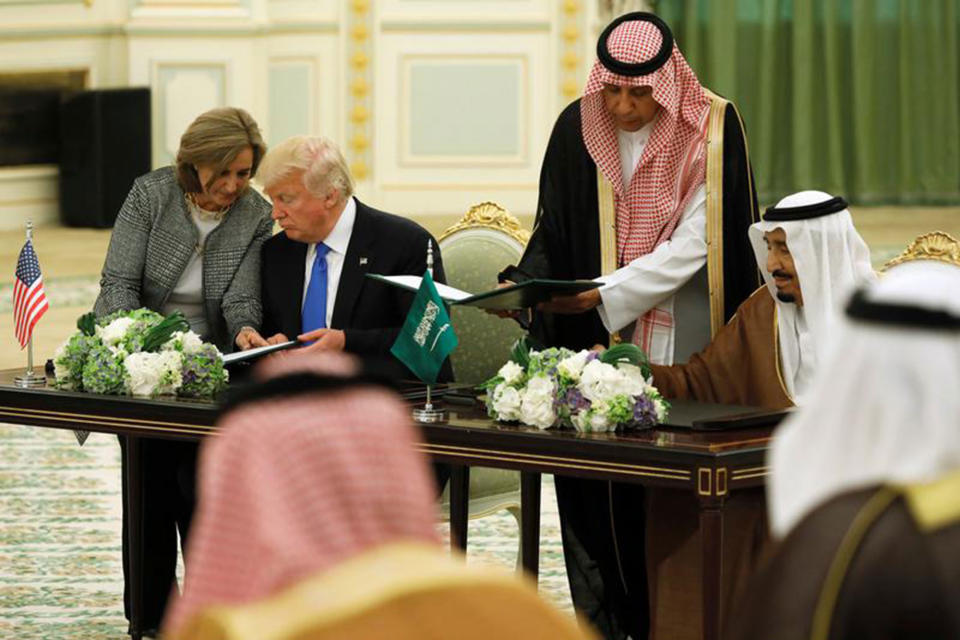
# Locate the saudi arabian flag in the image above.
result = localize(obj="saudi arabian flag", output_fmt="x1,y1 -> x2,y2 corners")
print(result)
390,270 -> 458,383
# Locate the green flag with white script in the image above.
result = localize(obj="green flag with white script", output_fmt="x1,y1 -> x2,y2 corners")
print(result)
390,270 -> 458,383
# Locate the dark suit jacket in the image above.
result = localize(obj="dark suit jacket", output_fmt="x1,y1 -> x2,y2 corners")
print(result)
261,199 -> 451,380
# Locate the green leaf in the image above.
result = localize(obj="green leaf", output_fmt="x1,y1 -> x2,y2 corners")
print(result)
509,336 -> 532,368
599,343 -> 652,378
76,312 -> 97,336
141,311 -> 190,352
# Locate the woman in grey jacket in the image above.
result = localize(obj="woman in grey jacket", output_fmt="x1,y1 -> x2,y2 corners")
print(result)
93,107 -> 273,636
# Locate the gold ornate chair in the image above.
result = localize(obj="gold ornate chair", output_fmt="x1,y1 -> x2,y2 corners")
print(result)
437,203 -> 529,552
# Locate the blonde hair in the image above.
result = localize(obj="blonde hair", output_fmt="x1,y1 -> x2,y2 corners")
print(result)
256,135 -> 355,201
176,107 -> 267,193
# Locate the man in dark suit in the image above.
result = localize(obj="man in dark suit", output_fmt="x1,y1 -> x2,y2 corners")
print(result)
239,135 -> 449,382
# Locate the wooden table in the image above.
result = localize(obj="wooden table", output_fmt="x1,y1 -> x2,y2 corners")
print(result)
0,370 -> 774,640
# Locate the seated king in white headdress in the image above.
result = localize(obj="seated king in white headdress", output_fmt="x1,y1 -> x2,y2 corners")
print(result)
643,189 -> 877,639
651,189 -> 877,408
729,231 -> 960,640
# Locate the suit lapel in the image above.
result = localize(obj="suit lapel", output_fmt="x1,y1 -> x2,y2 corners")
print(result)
277,234 -> 308,336
155,195 -> 199,292
331,201 -> 374,328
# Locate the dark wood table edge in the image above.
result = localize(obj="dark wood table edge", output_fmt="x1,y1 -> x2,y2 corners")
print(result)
0,382 -> 771,640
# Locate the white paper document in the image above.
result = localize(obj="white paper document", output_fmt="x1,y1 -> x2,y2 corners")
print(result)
367,274 -> 473,302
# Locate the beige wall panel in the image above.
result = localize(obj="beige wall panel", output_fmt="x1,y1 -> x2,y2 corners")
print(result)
375,31 -> 550,218
379,0 -> 549,22
264,33 -> 339,145
128,37 -> 263,168
0,167 -> 59,230
266,0 -> 338,26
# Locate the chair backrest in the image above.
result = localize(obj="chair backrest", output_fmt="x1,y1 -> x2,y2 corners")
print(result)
438,202 -> 530,385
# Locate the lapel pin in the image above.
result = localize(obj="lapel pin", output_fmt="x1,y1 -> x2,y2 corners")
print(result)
359,257 -> 368,266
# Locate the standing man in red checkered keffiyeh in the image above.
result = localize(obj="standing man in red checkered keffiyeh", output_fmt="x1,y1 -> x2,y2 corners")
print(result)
503,12 -> 760,640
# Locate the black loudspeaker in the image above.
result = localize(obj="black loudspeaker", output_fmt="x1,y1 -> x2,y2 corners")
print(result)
59,88 -> 151,228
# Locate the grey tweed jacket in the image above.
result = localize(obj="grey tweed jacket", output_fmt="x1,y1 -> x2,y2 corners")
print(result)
93,167 -> 274,352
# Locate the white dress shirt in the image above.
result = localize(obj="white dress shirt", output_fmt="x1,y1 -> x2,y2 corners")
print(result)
596,118 -> 709,365
301,196 -> 357,329
617,123 -> 653,190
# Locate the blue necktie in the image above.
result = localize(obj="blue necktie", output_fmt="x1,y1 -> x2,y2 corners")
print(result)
302,243 -> 331,334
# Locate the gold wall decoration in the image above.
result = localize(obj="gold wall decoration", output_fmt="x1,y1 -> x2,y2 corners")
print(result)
559,0 -> 585,108
347,0 -> 373,182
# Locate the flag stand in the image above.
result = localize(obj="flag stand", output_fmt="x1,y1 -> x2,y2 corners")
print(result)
412,240 -> 446,424
412,385 -> 446,423
14,221 -> 47,388
14,336 -> 46,388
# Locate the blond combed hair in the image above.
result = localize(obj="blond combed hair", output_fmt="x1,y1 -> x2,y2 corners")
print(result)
175,107 -> 267,193
256,135 -> 355,201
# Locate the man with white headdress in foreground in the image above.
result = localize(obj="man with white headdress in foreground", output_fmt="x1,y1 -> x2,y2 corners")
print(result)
728,231 -> 960,640
646,189 -> 876,639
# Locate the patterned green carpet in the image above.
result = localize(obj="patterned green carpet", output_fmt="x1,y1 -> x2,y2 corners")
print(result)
0,424 -> 571,638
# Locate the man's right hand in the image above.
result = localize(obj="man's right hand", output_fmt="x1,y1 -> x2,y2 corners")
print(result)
485,281 -> 523,319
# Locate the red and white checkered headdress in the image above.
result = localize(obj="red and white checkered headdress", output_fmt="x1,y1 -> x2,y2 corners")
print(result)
162,353 -> 440,636
582,12 -> 710,266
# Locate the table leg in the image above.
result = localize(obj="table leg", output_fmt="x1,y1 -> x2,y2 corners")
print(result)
449,465 -> 469,552
699,500 -> 724,640
124,436 -> 144,640
520,471 -> 541,582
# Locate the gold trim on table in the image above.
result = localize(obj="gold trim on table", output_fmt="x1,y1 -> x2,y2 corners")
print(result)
419,442 -> 691,481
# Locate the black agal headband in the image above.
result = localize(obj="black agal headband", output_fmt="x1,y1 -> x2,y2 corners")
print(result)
763,196 -> 849,221
597,12 -> 674,77
846,288 -> 960,331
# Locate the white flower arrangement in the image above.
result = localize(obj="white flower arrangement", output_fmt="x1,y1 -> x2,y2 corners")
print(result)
53,309 -> 229,398
482,339 -> 669,433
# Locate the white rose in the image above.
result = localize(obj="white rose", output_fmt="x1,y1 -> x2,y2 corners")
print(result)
497,361 -> 524,386
572,412 -> 589,432
578,360 -> 623,403
557,350 -> 589,381
654,397 -> 667,422
571,410 -> 610,433
491,383 -> 522,421
96,317 -> 135,345
588,411 -> 612,432
610,363 -> 646,397
520,375 -> 557,429
164,330 -> 206,355
124,351 -> 183,397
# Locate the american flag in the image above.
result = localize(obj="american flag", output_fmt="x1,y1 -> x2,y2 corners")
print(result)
13,240 -> 49,348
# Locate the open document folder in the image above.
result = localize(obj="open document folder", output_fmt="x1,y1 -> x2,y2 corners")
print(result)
221,340 -> 299,365
366,274 -> 602,311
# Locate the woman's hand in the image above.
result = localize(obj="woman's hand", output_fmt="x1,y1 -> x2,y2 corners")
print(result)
235,327 -> 269,350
